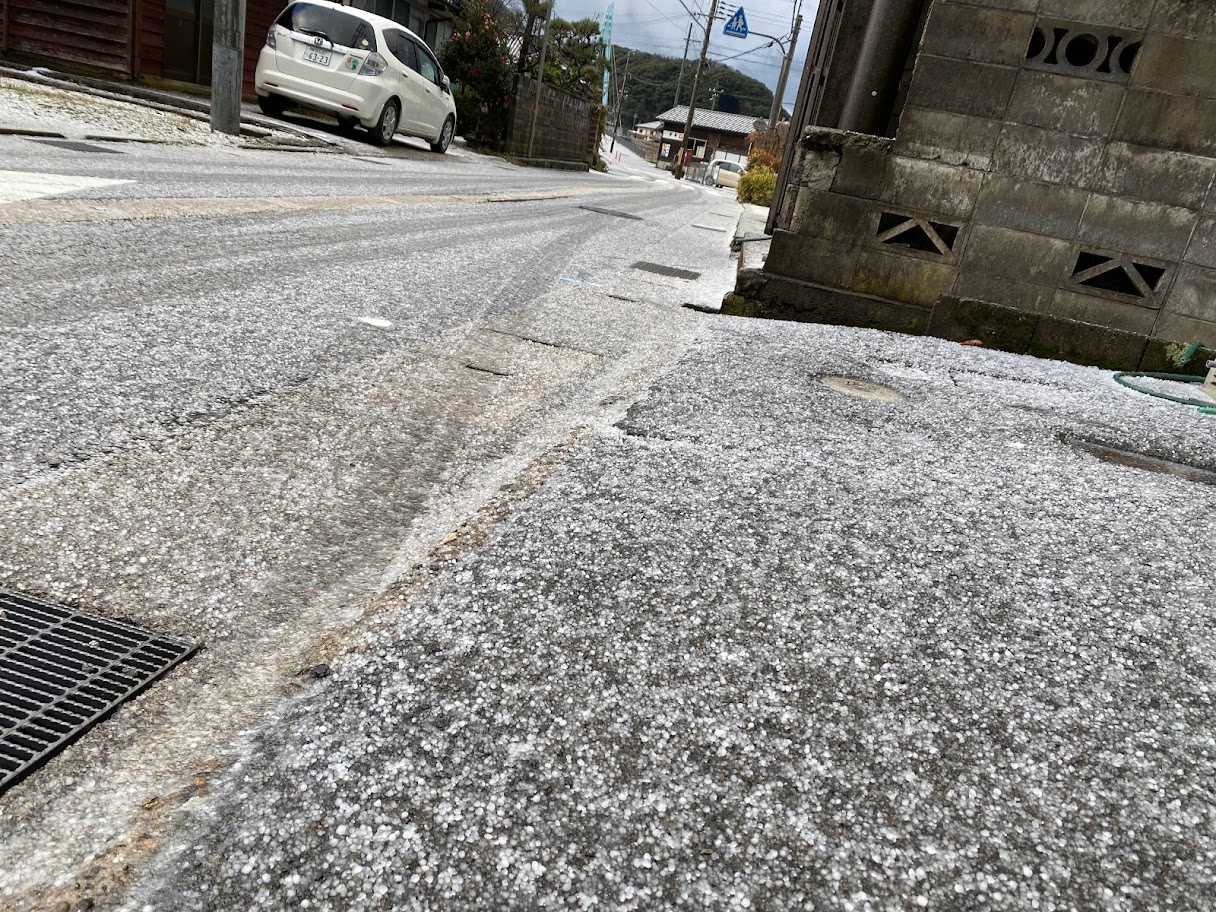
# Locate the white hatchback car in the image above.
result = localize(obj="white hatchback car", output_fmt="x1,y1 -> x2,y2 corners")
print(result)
255,0 -> 457,151
704,159 -> 745,189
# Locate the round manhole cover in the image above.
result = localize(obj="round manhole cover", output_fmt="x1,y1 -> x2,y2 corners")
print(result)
819,375 -> 906,402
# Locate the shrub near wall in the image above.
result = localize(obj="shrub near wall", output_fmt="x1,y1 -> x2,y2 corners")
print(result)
736,128 -> 780,206
737,165 -> 777,205
441,0 -> 514,147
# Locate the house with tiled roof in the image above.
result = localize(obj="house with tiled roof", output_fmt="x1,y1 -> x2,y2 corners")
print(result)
654,106 -> 762,169
633,120 -> 664,141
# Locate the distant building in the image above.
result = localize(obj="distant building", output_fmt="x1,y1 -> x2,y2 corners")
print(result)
654,106 -> 759,169
727,0 -> 1216,370
0,0 -> 458,94
633,120 -> 663,142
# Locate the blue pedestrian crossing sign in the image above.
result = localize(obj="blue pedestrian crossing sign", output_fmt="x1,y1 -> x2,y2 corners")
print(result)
723,7 -> 748,39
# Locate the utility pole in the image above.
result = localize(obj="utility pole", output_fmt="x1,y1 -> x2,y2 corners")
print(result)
210,0 -> 246,135
672,0 -> 720,180
612,51 -> 632,148
609,45 -> 618,153
526,0 -> 555,160
768,13 -> 802,127
610,51 -> 630,152
673,22 -> 694,107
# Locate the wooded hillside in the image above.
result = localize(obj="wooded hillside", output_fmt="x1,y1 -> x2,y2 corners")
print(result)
610,46 -> 774,128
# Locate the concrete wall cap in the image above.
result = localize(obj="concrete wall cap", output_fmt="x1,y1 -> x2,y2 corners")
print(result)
801,125 -> 894,154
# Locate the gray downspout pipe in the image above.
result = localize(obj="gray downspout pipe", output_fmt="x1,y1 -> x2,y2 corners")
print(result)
838,0 -> 925,136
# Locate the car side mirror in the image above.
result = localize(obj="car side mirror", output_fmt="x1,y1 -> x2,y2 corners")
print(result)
441,74 -> 451,93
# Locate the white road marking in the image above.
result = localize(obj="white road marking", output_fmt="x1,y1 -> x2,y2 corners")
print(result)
0,170 -> 132,204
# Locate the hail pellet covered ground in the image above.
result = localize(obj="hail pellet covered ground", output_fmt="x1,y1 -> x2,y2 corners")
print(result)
122,318 -> 1215,912
0,75 -> 237,144
0,129 -> 746,908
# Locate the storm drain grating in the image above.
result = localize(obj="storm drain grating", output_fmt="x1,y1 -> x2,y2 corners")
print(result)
632,261 -> 701,280
0,590 -> 198,795
578,205 -> 643,220
29,139 -> 123,154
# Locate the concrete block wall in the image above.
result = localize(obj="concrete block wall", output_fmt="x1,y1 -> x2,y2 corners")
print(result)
764,0 -> 1216,351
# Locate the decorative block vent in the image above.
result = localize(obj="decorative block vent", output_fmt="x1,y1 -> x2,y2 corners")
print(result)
0,590 -> 198,795
875,212 -> 959,258
1025,19 -> 1141,84
1070,250 -> 1168,304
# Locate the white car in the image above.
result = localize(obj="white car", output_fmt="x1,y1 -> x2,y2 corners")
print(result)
704,159 -> 745,188
255,0 -> 457,152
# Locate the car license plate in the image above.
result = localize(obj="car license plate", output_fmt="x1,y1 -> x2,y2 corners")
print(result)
303,48 -> 331,66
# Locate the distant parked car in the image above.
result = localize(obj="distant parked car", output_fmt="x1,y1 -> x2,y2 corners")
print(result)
704,159 -> 745,188
254,0 -> 457,152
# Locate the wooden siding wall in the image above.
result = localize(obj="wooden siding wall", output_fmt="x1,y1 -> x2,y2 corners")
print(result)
243,0 -> 281,95
3,0 -> 133,72
138,0 -> 165,78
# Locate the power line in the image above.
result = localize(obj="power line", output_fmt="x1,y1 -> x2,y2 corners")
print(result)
709,39 -> 774,63
673,0 -> 708,20
636,0 -> 687,29
612,16 -> 684,26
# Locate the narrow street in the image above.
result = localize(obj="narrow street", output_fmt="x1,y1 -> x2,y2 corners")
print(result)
0,133 -> 746,908
2,87 -> 1214,912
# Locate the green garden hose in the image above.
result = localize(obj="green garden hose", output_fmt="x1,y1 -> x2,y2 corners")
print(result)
1113,370 -> 1215,412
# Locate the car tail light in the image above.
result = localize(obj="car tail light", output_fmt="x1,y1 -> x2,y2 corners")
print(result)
266,25 -> 277,49
359,52 -> 387,76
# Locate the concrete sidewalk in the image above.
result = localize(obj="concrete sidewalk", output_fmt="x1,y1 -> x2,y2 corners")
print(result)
122,318 -> 1216,911
0,64 -> 337,149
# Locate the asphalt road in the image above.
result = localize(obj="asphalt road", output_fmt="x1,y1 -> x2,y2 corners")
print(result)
0,135 -> 744,909
5,131 -> 1213,912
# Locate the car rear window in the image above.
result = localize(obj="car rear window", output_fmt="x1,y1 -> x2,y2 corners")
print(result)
276,2 -> 378,51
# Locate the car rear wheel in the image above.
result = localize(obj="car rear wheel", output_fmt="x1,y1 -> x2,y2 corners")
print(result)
370,100 -> 399,146
257,93 -> 288,117
430,116 -> 455,154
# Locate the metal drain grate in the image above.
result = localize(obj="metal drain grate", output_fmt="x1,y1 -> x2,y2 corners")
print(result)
29,139 -> 122,154
578,205 -> 642,220
632,261 -> 701,280
0,590 -> 198,794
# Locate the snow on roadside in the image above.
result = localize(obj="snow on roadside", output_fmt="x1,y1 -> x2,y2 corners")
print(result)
1,76 -> 252,146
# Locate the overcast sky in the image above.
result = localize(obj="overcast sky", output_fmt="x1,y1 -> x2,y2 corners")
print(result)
547,0 -> 817,112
